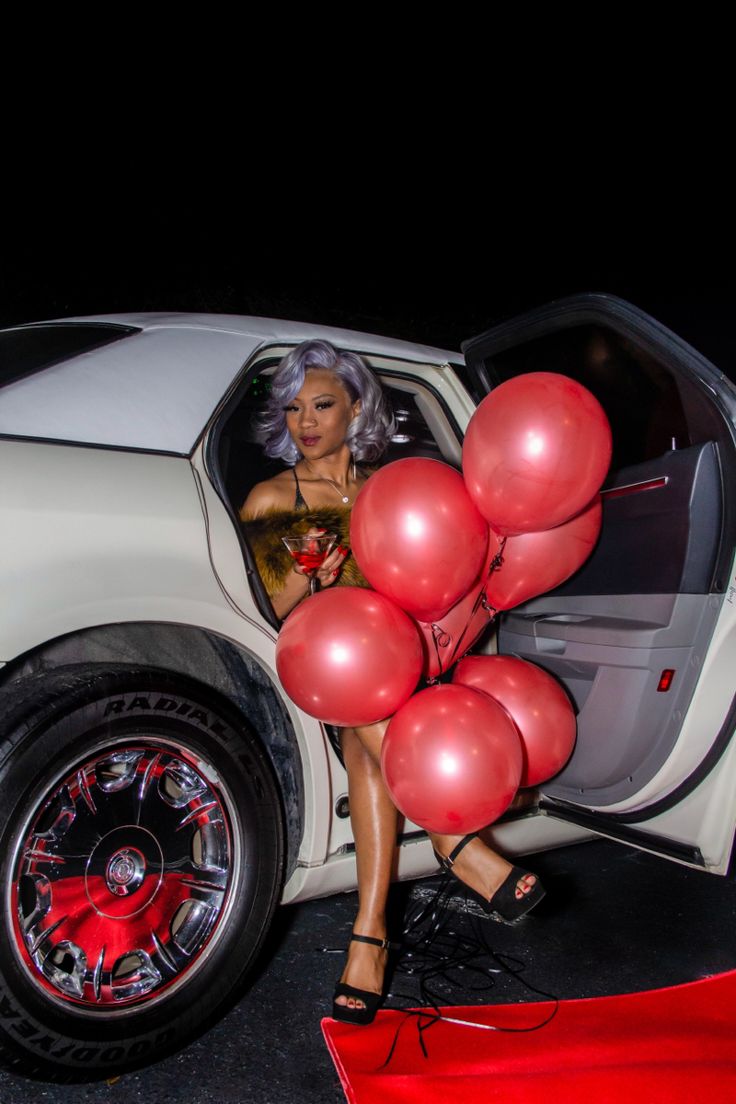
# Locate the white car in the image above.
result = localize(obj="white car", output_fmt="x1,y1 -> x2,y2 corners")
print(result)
1,296 -> 734,1079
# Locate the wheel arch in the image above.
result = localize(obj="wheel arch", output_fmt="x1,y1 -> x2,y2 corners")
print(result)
0,622 -> 306,880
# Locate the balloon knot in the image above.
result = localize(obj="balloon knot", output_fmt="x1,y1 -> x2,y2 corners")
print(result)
431,624 -> 452,649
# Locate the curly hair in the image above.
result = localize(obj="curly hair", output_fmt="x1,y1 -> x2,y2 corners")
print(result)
257,339 -> 395,464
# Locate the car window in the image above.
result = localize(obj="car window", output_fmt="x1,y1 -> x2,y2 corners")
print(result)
0,323 -> 138,388
468,323 -> 691,472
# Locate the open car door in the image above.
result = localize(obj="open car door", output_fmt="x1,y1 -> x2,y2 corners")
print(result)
461,295 -> 736,873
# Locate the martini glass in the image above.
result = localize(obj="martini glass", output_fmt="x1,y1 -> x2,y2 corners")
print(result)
282,532 -> 337,595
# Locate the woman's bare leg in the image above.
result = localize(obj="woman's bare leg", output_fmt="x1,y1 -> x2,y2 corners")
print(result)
336,722 -> 398,1010
340,722 -> 537,979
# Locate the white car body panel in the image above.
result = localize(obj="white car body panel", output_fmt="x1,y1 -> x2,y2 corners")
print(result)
0,328 -> 264,454
0,440 -> 228,655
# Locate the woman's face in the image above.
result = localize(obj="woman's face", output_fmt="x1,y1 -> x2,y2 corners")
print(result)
285,369 -> 361,461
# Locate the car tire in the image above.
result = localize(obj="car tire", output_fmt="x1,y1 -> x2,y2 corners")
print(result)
0,665 -> 284,1081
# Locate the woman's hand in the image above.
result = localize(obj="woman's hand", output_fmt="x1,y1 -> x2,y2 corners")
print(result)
315,543 -> 348,588
291,528 -> 348,590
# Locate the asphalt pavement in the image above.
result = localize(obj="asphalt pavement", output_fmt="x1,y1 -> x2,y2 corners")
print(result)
1,838 -> 734,1104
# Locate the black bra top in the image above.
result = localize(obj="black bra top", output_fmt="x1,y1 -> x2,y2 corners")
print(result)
293,467 -> 308,511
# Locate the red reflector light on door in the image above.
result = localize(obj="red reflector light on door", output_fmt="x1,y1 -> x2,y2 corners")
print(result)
657,669 -> 676,692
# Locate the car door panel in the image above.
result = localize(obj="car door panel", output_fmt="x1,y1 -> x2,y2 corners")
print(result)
551,441 -> 722,596
501,592 -> 720,806
463,295 -> 736,869
499,441 -> 724,806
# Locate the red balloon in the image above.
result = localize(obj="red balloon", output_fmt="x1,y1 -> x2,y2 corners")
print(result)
381,684 -> 522,835
352,458 -> 489,622
454,655 -> 576,787
418,532 -> 504,678
486,496 -> 602,611
463,372 -> 612,535
276,587 -> 423,726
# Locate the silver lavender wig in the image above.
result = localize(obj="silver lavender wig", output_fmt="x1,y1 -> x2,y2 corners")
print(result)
257,340 -> 395,465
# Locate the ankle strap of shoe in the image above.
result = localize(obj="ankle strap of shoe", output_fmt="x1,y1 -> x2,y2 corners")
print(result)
444,832 -> 479,868
350,933 -> 400,951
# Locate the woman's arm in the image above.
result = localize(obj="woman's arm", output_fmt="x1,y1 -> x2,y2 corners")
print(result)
239,481 -> 282,521
240,483 -> 347,620
270,566 -> 311,619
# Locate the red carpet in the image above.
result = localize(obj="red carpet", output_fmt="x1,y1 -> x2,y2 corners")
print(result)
322,970 -> 736,1103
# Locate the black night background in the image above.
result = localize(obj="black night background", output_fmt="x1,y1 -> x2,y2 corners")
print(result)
3,216 -> 735,379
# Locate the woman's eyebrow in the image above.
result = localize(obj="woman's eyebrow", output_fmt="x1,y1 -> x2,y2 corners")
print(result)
296,392 -> 339,401
284,392 -> 339,407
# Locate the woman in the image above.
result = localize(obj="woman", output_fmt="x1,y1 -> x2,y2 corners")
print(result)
241,340 -> 544,1025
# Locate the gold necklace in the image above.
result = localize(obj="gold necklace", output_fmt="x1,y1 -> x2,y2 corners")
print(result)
304,459 -> 357,504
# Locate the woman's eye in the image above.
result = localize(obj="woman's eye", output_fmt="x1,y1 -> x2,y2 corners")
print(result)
284,405 -> 299,413
316,401 -> 334,411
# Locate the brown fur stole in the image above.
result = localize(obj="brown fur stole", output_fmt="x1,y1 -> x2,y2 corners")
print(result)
241,507 -> 369,599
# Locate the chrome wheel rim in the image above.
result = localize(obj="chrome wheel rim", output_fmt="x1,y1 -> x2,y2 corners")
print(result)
9,740 -> 239,1013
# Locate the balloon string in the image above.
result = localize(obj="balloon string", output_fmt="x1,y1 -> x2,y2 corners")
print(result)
446,537 -> 506,669
428,623 -> 452,681
378,870 -> 559,1069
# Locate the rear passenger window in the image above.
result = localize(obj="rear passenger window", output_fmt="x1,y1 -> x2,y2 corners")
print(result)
484,325 -> 690,471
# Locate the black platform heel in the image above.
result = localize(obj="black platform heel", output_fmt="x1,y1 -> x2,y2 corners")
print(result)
331,933 -> 400,1025
434,833 -> 545,925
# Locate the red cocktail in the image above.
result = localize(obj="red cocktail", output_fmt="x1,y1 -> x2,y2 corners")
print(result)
282,532 -> 337,594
